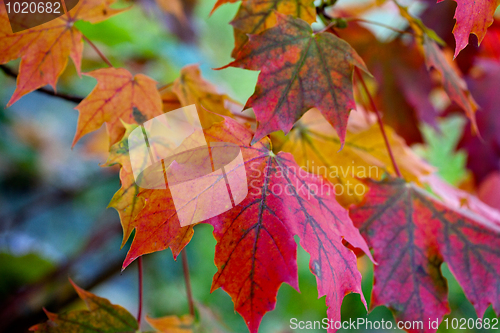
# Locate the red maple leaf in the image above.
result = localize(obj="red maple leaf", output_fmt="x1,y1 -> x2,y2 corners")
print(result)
204,117 -> 372,333
350,178 -> 500,332
438,0 -> 500,57
219,14 -> 368,146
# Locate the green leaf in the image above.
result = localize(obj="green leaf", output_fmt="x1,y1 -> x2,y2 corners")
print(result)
30,279 -> 138,333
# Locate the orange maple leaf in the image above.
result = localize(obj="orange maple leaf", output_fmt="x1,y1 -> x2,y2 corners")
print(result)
0,0 -> 124,106
72,67 -> 164,146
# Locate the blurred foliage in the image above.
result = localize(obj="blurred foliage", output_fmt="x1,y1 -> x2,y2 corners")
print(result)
0,253 -> 54,299
414,116 -> 469,186
0,0 -> 496,332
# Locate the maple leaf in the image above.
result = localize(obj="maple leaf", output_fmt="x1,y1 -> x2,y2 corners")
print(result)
220,14 -> 368,145
111,65 -> 240,266
422,36 -> 479,133
438,0 -> 500,57
30,279 -> 138,333
105,122 -> 145,248
200,117 -> 372,333
396,6 -> 479,133
146,314 -> 194,333
105,111 -> 221,253
120,114 -> 371,331
280,108 -> 434,206
229,0 -> 316,56
350,178 -> 500,332
122,185 -> 195,269
121,113 -> 242,269
73,67 -> 164,146
0,0 -> 123,106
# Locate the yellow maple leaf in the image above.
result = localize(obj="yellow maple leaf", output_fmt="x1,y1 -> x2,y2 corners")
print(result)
280,108 -> 434,206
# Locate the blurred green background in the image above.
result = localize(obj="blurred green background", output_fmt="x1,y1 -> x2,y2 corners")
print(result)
0,0 -> 498,332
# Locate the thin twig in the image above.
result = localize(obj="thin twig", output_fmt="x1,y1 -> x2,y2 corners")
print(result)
181,250 -> 195,316
82,35 -> 114,68
354,68 -> 403,177
137,257 -> 143,327
344,17 -> 412,35
0,65 -> 83,103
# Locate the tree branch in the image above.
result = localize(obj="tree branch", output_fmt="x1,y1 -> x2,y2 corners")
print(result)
0,65 -> 83,103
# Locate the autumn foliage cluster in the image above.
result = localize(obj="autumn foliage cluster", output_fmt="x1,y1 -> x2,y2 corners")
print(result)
1,0 -> 500,332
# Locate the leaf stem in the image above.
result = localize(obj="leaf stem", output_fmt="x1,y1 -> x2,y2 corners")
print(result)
82,35 -> 114,68
137,256 -> 143,327
354,68 -> 402,177
181,250 -> 195,316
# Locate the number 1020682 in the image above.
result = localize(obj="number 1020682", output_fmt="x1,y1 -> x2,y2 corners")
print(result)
442,318 -> 499,330
5,1 -> 61,14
